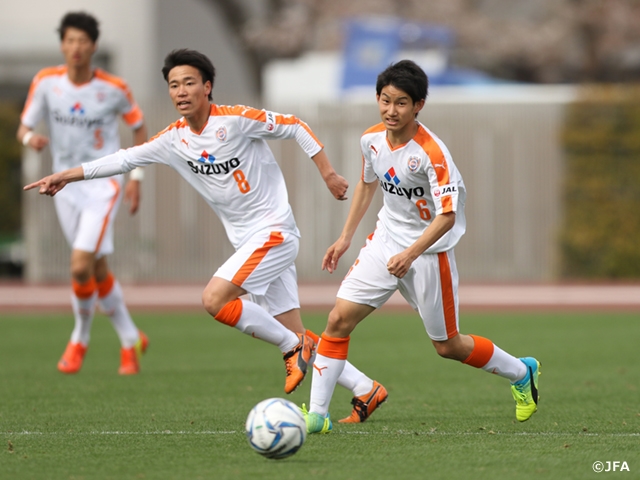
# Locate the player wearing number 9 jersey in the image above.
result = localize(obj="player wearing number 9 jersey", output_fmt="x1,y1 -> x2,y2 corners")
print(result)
303,60 -> 541,435
25,49 -> 383,406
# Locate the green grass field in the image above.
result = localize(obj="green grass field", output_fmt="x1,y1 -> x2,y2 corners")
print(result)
1,309 -> 638,480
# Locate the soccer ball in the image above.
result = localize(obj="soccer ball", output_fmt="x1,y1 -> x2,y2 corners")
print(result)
245,397 -> 307,459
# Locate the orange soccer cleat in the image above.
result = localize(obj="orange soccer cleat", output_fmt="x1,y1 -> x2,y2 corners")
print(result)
57,342 -> 88,374
339,380 -> 388,423
118,330 -> 149,375
283,333 -> 315,394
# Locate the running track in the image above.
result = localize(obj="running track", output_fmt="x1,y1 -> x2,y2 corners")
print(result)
2,283 -> 640,312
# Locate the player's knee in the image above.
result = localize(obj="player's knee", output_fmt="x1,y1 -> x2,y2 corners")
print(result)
326,307 -> 354,337
70,264 -> 92,284
433,340 -> 457,359
202,289 -> 222,317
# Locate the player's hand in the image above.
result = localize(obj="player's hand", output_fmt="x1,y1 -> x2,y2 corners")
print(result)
124,180 -> 141,215
23,173 -> 68,196
386,251 -> 416,279
324,172 -> 349,201
322,237 -> 351,273
26,133 -> 49,152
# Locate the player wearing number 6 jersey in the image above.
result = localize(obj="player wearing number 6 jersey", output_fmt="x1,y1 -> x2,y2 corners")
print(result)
18,12 -> 148,375
303,60 -> 540,434
25,49 -> 384,406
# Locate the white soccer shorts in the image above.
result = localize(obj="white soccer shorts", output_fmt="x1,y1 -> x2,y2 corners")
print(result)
53,177 -> 123,258
214,229 -> 301,316
337,221 -> 460,341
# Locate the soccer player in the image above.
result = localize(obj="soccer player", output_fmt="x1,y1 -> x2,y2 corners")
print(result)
17,12 -> 149,375
302,60 -> 541,434
24,49 -> 386,409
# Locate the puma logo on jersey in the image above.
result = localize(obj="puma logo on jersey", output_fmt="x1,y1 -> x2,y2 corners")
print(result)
181,138 -> 189,147
187,157 -> 240,175
370,145 -> 378,155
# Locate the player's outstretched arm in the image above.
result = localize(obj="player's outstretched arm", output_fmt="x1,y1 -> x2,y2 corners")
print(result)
23,167 -> 84,196
311,149 -> 349,201
322,179 -> 378,273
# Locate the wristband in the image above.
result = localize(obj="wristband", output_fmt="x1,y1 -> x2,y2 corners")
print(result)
22,131 -> 34,147
129,168 -> 144,181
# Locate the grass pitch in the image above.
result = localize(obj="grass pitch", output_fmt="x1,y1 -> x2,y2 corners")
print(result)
1,309 -> 638,479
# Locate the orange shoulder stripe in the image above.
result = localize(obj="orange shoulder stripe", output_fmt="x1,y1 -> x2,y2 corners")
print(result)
148,118 -> 188,142
21,66 -> 67,119
362,123 -> 386,136
414,125 -> 453,212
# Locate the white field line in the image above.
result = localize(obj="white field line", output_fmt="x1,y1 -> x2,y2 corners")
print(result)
3,430 -> 639,437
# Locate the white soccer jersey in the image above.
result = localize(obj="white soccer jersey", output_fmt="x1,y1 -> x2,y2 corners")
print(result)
361,122 -> 466,252
21,66 -> 144,172
83,104 -> 324,249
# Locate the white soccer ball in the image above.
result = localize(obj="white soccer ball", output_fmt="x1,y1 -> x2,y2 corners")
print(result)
245,397 -> 307,459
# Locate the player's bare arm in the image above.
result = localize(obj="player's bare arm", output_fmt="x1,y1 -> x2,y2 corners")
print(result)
386,211 -> 456,278
322,179 -> 378,273
23,166 -> 85,196
311,149 -> 349,201
123,122 -> 149,215
17,124 -> 49,151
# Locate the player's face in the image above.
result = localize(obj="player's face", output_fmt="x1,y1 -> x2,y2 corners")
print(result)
167,65 -> 212,119
60,27 -> 96,69
377,85 -> 424,137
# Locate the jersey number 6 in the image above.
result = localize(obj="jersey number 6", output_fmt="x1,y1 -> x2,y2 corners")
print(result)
415,199 -> 431,220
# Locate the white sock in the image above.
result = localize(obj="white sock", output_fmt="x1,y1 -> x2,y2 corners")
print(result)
483,345 -> 527,382
337,362 -> 374,397
309,352 -> 345,416
70,291 -> 97,345
234,300 -> 299,352
99,279 -> 139,348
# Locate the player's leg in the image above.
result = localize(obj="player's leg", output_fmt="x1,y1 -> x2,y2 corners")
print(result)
406,249 -> 540,422
255,270 -> 383,412
53,188 -> 95,373
94,257 -> 148,375
204,230 -> 309,392
306,229 -> 396,433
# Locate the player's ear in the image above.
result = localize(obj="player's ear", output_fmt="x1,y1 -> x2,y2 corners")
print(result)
414,99 -> 425,115
204,80 -> 212,98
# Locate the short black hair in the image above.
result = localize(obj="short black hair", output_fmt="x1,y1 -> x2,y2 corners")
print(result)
58,12 -> 99,43
375,60 -> 428,104
162,49 -> 216,101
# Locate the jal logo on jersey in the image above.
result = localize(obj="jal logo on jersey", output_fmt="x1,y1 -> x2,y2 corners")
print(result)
265,111 -> 275,132
198,151 -> 216,164
432,184 -> 458,198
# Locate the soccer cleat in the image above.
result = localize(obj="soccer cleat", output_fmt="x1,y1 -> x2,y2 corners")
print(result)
300,404 -> 332,434
282,333 -> 315,394
118,330 -> 149,375
511,357 -> 541,422
57,342 -> 88,374
339,380 -> 388,423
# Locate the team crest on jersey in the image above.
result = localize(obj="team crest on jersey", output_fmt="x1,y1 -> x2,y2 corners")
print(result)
96,91 -> 106,102
216,126 -> 227,141
407,156 -> 421,172
198,150 -> 216,164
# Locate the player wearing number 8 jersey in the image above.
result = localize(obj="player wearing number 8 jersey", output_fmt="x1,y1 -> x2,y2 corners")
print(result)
303,60 -> 540,434
25,49 -> 384,405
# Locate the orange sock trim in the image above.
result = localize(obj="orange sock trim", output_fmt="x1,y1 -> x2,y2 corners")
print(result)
462,334 -> 495,368
317,333 -> 350,360
97,272 -> 115,298
305,329 -> 320,344
72,278 -> 97,299
214,299 -> 243,327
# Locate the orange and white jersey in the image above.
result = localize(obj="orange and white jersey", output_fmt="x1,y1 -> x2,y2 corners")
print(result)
361,121 -> 466,252
21,66 -> 144,173
83,104 -> 324,249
